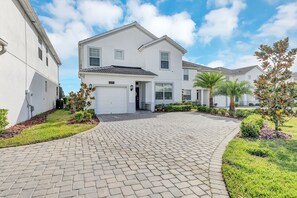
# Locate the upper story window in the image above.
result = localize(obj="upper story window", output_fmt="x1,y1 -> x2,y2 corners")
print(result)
160,52 -> 169,69
46,47 -> 49,66
183,69 -> 189,81
89,47 -> 100,66
155,83 -> 173,100
38,36 -> 43,60
115,49 -> 124,60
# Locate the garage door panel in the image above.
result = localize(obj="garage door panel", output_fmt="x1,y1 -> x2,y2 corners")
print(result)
96,87 -> 128,114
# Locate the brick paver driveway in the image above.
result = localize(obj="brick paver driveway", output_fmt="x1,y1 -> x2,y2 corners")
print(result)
0,112 -> 240,198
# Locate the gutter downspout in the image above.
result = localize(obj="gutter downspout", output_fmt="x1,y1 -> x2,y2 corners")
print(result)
0,38 -> 8,55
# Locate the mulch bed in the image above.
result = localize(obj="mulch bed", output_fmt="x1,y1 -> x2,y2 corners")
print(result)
260,127 -> 292,139
0,110 -> 55,140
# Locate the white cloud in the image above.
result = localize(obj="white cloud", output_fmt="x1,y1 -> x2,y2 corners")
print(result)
207,0 -> 232,8
258,2 -> 297,38
40,0 -> 124,59
78,0 -> 123,29
207,60 -> 225,68
126,0 -> 196,46
198,0 -> 246,43
233,55 -> 259,67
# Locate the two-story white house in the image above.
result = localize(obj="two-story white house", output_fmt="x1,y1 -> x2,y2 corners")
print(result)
78,22 -> 186,114
0,0 -> 61,126
78,22 -> 263,114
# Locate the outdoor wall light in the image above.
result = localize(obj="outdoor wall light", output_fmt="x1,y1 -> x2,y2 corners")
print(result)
89,84 -> 93,90
130,85 -> 134,91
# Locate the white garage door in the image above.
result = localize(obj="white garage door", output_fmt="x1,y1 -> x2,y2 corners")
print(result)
96,86 -> 128,114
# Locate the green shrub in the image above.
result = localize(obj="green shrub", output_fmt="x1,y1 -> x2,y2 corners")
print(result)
235,109 -> 255,118
0,109 -> 9,132
74,111 -> 84,122
74,111 -> 93,123
247,148 -> 272,158
155,104 -> 191,112
164,104 -> 191,112
235,102 -> 239,107
86,109 -> 95,117
217,108 -> 227,116
240,114 -> 264,138
197,106 -> 212,113
211,108 -> 218,115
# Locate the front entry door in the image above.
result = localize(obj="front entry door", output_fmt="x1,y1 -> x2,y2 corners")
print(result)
136,87 -> 140,110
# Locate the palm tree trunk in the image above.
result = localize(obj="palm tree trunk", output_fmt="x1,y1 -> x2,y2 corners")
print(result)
229,96 -> 235,112
209,88 -> 213,108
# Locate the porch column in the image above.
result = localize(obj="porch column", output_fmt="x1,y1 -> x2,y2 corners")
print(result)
201,89 -> 204,105
150,81 -> 155,112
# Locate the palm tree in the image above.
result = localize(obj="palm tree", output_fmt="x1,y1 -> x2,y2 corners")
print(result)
194,71 -> 225,107
214,80 -> 252,111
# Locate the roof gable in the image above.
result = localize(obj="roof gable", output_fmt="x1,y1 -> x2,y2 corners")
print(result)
79,22 -> 158,45
138,35 -> 187,54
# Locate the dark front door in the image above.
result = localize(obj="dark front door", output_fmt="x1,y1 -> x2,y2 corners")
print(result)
136,87 -> 140,110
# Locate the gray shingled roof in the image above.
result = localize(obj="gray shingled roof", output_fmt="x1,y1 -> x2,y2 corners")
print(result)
183,61 -> 261,75
214,65 -> 260,75
80,65 -> 157,76
182,61 -> 215,71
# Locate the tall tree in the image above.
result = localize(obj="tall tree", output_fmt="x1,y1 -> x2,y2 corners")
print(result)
214,80 -> 252,111
254,37 -> 297,132
193,71 -> 225,107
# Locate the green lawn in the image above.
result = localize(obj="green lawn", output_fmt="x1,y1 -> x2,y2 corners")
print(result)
223,117 -> 297,198
0,110 -> 97,148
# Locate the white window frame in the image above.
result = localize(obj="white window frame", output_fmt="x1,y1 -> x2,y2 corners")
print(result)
160,51 -> 170,70
183,69 -> 189,81
155,83 -> 173,100
88,47 -> 101,67
114,49 -> 124,60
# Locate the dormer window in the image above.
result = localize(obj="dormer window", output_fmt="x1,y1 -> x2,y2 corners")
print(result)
160,52 -> 169,69
115,49 -> 124,60
89,47 -> 100,66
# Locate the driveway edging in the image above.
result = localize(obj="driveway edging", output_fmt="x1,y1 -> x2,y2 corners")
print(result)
209,126 -> 239,198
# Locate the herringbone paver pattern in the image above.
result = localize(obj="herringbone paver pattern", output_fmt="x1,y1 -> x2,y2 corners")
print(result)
0,112 -> 239,198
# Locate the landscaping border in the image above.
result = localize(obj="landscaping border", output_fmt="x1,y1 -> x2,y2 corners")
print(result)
209,126 -> 240,198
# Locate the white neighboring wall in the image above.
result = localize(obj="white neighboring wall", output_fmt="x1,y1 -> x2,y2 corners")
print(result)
0,0 -> 61,126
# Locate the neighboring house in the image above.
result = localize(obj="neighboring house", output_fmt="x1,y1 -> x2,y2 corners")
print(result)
78,22 -> 263,114
0,0 -> 61,126
182,61 -> 264,107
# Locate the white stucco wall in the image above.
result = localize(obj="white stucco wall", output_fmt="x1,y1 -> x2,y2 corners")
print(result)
81,26 -> 154,69
0,0 -> 59,126
81,73 -> 155,113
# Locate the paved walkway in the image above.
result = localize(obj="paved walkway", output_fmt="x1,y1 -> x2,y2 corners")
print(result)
0,112 -> 240,198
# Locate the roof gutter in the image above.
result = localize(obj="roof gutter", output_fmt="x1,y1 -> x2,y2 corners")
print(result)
0,38 -> 8,55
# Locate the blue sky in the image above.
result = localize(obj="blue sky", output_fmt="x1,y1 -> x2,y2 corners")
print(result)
30,0 -> 297,94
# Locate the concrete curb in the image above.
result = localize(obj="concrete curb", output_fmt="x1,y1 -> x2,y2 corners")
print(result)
209,127 -> 239,198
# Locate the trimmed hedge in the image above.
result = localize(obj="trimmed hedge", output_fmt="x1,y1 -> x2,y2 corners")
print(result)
197,106 -> 256,119
0,109 -> 9,132
155,104 -> 192,112
240,114 -> 264,138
